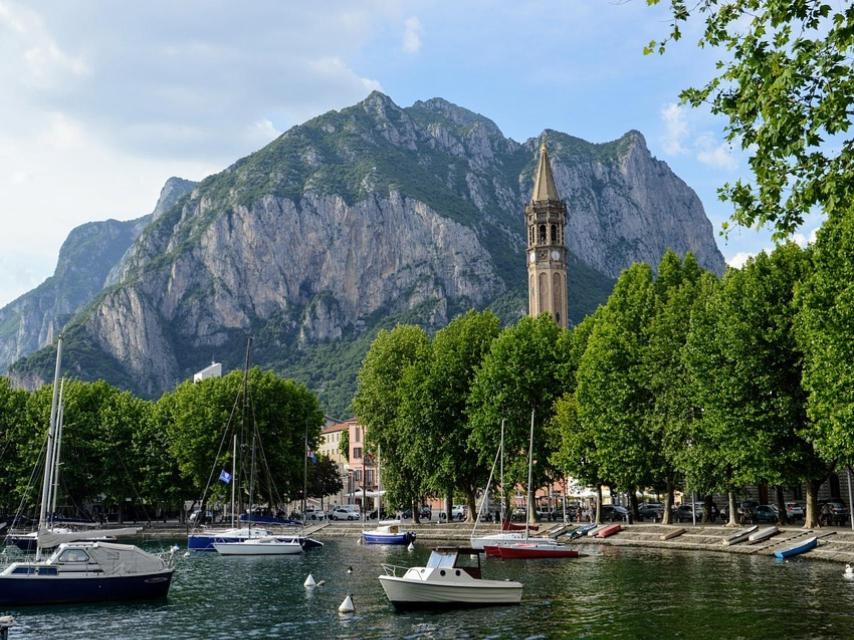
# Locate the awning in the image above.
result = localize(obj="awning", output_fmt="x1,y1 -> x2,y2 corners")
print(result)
347,489 -> 386,498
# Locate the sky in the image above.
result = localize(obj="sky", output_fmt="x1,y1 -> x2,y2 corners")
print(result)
0,0 -> 824,307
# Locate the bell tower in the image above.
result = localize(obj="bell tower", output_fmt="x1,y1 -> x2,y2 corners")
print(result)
525,142 -> 568,328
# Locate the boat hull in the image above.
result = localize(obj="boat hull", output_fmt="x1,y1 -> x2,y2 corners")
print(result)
0,570 -> 174,606
362,532 -> 414,545
188,532 -> 322,551
774,536 -> 818,559
213,542 -> 302,555
486,544 -> 578,559
379,575 -> 522,608
595,524 -> 622,538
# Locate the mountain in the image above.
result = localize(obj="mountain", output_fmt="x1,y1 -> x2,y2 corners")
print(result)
8,92 -> 725,416
0,177 -> 197,372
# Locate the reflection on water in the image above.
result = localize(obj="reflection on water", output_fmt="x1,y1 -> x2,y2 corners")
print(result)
5,538 -> 854,639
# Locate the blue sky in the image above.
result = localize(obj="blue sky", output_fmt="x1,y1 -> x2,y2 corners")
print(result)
0,1 -> 822,307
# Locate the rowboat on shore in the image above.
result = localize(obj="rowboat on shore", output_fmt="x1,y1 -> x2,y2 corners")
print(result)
774,536 -> 818,559
722,525 -> 758,546
748,526 -> 779,544
595,524 -> 622,539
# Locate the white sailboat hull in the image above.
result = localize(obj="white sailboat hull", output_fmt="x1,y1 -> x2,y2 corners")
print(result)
213,539 -> 302,555
379,575 -> 522,607
470,534 -> 558,550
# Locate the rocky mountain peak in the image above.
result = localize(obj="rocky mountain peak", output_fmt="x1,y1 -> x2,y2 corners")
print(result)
152,177 -> 198,220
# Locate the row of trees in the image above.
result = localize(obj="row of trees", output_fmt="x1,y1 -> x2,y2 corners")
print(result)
0,369 -> 332,522
355,240 -> 851,528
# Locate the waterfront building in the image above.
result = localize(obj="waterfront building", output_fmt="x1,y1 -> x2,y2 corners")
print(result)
192,361 -> 222,382
319,418 -> 377,511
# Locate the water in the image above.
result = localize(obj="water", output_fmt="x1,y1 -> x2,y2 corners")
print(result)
5,538 -> 854,639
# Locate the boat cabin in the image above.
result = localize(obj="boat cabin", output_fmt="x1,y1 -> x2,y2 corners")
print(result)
427,547 -> 482,579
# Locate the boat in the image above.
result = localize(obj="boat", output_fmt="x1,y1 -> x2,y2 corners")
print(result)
568,523 -> 597,539
361,446 -> 415,545
484,542 -> 579,559
595,524 -> 622,538
188,527 -> 322,551
213,536 -> 302,556
5,526 -> 142,553
362,521 -> 415,545
378,547 -> 522,609
774,535 -> 818,559
501,520 -> 539,532
0,336 -> 175,606
722,525 -> 758,546
748,526 -> 779,544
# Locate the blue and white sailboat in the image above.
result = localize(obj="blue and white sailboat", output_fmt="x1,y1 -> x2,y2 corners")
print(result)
0,336 -> 175,606
361,445 -> 415,545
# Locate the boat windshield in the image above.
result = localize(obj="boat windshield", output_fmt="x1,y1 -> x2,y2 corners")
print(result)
426,551 -> 457,569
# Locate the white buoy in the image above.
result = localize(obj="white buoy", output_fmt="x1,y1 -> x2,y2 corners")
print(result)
183,551 -> 191,558
844,564 -> 854,580
304,573 -> 317,588
407,541 -> 415,552
346,566 -> 353,575
338,594 -> 355,614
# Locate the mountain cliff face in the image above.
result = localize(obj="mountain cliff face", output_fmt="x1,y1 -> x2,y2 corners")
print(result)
0,177 -> 196,372
8,92 -> 725,415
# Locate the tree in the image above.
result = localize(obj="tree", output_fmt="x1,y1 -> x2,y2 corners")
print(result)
575,263 -> 656,519
338,429 -> 349,458
0,377 -> 36,513
643,251 -> 705,522
797,212 -> 854,473
353,325 -> 431,515
647,0 -> 854,236
162,368 -> 323,511
307,455 -> 344,507
400,310 -> 501,522
468,315 -> 568,522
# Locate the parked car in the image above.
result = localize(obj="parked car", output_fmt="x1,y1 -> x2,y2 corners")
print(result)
367,508 -> 389,520
638,503 -> 665,521
330,506 -> 360,521
509,507 -> 527,522
304,507 -> 327,521
439,506 -> 467,521
785,502 -> 805,521
737,501 -> 759,522
675,503 -> 705,523
599,505 -> 630,522
753,504 -> 779,523
820,499 -> 850,526
189,509 -> 214,524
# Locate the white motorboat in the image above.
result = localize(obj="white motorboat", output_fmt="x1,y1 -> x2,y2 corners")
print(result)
378,547 -> 523,608
213,536 -> 302,556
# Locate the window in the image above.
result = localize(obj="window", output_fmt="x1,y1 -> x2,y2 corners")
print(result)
538,225 -> 546,243
354,470 -> 362,482
353,447 -> 362,459
365,470 -> 374,486
355,428 -> 361,443
551,224 -> 557,243
59,549 -> 90,563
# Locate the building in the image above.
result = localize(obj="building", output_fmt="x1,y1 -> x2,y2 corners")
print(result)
317,418 -> 378,511
525,142 -> 568,328
193,362 -> 222,382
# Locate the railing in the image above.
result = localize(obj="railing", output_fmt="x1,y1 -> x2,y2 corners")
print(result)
381,563 -> 427,580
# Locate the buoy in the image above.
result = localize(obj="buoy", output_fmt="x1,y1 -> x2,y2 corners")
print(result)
338,594 -> 355,614
844,564 -> 854,579
346,566 -> 353,575
0,615 -> 15,640
304,573 -> 317,588
407,541 -> 415,552
183,551 -> 191,558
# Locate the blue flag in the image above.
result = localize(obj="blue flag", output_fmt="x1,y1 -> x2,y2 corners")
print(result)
219,469 -> 232,484
306,448 -> 317,463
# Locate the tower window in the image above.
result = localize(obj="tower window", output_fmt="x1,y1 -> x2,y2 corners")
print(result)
551,225 -> 557,243
538,225 -> 546,243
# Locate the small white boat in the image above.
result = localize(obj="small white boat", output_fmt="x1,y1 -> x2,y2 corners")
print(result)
213,536 -> 302,556
378,547 -> 522,608
748,526 -> 779,544
362,521 -> 415,545
470,533 -> 560,550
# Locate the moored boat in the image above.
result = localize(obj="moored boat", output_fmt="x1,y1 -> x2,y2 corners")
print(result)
378,547 -> 522,608
188,528 -> 323,551
595,524 -> 622,538
774,535 -> 818,559
362,521 -> 415,545
484,542 -> 579,559
213,536 -> 302,556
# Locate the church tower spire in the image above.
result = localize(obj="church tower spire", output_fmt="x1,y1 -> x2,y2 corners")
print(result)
525,141 -> 568,328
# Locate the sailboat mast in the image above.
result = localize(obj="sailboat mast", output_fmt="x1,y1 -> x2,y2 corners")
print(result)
49,379 -> 66,520
302,427 -> 308,523
377,444 -> 382,520
230,433 -> 237,527
241,337 -> 252,532
525,409 -> 535,540
38,335 -> 63,543
499,418 -> 505,524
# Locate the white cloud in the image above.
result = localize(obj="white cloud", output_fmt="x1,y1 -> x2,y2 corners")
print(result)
727,251 -> 755,269
660,103 -> 688,155
696,133 -> 737,170
402,16 -> 422,54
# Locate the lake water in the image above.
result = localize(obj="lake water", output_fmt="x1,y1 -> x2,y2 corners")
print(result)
5,537 -> 854,639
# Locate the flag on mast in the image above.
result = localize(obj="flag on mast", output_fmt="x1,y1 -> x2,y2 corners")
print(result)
219,469 -> 232,484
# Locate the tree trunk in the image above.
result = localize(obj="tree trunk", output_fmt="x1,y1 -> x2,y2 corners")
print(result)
662,478 -> 674,525
466,488 -> 477,524
445,491 -> 453,522
805,478 -> 821,529
727,490 -> 738,527
703,494 -> 712,523
595,485 -> 603,524
412,498 -> 420,524
775,486 -> 788,525
528,487 -> 538,525
629,489 -> 640,522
